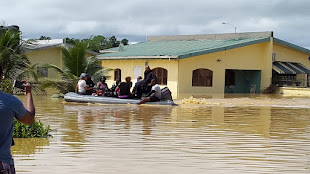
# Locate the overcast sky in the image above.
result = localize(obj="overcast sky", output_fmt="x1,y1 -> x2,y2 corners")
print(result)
1,0 -> 309,48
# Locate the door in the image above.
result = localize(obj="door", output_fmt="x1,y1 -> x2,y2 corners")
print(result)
133,66 -> 142,83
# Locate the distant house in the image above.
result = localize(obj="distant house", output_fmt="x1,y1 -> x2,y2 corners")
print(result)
98,32 -> 310,98
24,39 -> 99,79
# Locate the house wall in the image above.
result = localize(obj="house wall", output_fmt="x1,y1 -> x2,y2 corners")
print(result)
178,41 -> 273,96
273,44 -> 310,66
101,59 -> 179,98
26,47 -> 63,79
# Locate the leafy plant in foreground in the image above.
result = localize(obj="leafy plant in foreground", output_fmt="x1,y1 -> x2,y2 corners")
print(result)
13,119 -> 51,138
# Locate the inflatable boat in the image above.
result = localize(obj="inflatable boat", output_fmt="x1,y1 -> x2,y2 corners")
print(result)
64,92 -> 177,106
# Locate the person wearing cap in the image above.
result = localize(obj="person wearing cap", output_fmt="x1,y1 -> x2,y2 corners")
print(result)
0,64 -> 35,173
76,73 -> 94,95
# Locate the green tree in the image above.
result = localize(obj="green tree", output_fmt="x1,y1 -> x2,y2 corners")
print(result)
39,36 -> 51,40
40,42 -> 110,93
121,38 -> 129,45
109,36 -> 120,47
0,29 -> 44,93
0,29 -> 30,80
65,37 -> 80,45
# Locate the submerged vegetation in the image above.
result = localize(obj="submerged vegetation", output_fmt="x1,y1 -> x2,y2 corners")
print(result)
13,119 -> 51,138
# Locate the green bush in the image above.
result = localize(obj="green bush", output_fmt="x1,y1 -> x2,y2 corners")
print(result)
13,119 -> 51,138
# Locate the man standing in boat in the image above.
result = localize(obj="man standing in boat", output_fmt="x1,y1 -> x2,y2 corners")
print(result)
0,65 -> 36,174
142,65 -> 157,94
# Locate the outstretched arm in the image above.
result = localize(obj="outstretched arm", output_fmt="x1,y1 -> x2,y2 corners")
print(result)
17,82 -> 35,125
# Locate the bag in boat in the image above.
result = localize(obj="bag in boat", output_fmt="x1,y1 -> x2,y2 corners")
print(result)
161,87 -> 173,101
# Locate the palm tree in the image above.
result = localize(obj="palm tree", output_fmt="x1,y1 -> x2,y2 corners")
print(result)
0,29 -> 44,94
40,42 -> 110,93
0,29 -> 30,80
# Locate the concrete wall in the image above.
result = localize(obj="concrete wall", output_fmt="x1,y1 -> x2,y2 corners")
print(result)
178,41 -> 272,96
26,47 -> 63,79
101,59 -> 179,98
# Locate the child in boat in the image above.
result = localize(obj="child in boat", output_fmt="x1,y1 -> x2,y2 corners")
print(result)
116,77 -> 132,99
138,79 -> 161,104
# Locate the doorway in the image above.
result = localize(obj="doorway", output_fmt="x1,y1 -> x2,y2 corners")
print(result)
225,69 -> 261,93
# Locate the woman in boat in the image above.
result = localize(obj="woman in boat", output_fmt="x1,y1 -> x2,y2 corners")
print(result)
97,76 -> 109,95
116,76 -> 132,99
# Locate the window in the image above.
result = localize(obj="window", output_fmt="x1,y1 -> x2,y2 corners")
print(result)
192,69 -> 213,87
114,68 -> 121,81
37,67 -> 48,78
152,67 -> 168,85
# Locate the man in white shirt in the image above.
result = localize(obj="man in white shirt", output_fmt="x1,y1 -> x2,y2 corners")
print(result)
138,79 -> 161,104
76,73 -> 94,95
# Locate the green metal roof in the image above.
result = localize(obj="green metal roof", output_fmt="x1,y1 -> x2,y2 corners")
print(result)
98,37 -> 270,60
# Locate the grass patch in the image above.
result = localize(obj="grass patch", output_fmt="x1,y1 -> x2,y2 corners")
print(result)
13,119 -> 51,138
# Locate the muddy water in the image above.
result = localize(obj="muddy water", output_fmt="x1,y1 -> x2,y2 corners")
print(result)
11,95 -> 310,173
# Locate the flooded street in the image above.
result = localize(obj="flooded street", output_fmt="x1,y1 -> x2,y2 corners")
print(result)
12,95 -> 310,173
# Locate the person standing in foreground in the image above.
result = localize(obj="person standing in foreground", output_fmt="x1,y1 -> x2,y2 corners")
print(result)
138,79 -> 161,105
0,65 -> 35,174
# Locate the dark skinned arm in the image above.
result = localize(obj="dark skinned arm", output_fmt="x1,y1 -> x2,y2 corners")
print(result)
17,82 -> 35,125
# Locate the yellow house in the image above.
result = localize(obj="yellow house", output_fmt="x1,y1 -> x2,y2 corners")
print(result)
25,39 -> 99,79
98,32 -> 310,99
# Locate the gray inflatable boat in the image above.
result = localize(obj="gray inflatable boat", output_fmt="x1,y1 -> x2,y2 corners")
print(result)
64,92 -> 178,106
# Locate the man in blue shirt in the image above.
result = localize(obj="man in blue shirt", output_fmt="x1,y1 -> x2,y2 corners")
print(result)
0,65 -> 35,174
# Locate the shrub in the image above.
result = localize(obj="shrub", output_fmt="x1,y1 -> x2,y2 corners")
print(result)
13,119 -> 51,138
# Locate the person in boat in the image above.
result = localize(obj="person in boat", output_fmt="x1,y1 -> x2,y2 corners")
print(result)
138,79 -> 161,105
110,79 -> 120,93
86,74 -> 95,88
97,76 -> 108,92
116,76 -> 133,99
95,76 -> 109,96
76,73 -> 95,95
132,76 -> 143,99
107,79 -> 121,97
142,65 -> 157,94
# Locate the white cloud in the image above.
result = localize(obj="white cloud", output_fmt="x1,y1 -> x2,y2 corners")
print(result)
0,0 -> 309,48
61,21 -> 100,34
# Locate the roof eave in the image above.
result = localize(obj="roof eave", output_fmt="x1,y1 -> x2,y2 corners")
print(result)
274,38 -> 310,55
98,56 -> 179,60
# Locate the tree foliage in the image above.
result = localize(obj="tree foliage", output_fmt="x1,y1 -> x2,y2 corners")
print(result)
40,42 -> 111,93
0,29 -> 31,80
65,35 -> 128,53
39,36 -> 51,40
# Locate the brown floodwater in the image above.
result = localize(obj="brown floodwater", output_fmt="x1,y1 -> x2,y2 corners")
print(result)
11,95 -> 310,173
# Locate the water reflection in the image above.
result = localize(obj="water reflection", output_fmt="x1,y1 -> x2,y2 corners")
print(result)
11,96 -> 310,173
12,138 -> 49,155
